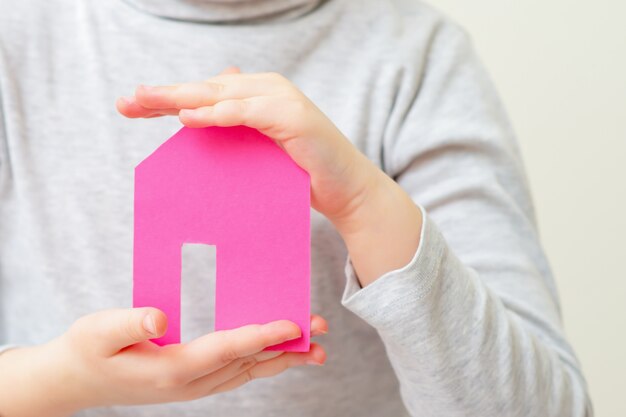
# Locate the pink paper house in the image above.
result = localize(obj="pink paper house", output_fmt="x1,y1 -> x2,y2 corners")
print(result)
133,125 -> 310,352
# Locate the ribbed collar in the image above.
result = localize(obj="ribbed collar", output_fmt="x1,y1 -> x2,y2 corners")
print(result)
121,0 -> 328,24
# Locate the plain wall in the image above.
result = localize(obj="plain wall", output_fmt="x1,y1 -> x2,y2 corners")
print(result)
430,1 -> 626,415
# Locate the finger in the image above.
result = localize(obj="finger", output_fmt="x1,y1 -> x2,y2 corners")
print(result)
178,96 -> 308,137
210,343 -> 326,395
116,66 -> 241,118
133,72 -> 290,110
172,320 -> 301,382
310,314 -> 328,337
250,349 -> 284,362
180,349 -> 283,400
71,308 -> 168,356
116,96 -> 180,118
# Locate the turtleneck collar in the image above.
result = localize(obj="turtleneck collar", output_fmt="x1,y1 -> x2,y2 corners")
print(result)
120,0 -> 328,24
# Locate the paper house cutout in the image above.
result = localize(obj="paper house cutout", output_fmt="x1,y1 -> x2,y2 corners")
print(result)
133,126 -> 310,352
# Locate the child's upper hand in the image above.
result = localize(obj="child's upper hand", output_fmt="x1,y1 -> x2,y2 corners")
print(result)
0,307 -> 326,416
116,67 -> 382,228
116,67 -> 423,287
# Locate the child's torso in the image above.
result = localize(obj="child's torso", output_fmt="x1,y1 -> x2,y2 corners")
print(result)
0,1 -> 436,415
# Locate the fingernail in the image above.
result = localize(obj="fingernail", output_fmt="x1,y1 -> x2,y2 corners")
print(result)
143,314 -> 157,336
306,359 -> 324,366
138,84 -> 153,91
286,326 -> 302,341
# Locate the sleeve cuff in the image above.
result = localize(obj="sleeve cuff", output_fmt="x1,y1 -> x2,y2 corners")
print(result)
341,204 -> 445,328
0,344 -> 19,356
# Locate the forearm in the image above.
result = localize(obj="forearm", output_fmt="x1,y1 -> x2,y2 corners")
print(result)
331,159 -> 590,414
341,212 -> 591,416
0,342 -> 79,417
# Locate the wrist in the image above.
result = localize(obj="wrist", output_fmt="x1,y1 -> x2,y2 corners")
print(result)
329,163 -> 397,238
31,338 -> 89,416
324,152 -> 385,234
331,170 -> 423,287
44,337 -> 94,415
0,341 -> 81,417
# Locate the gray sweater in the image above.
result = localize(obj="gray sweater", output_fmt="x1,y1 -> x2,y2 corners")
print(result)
0,0 -> 592,416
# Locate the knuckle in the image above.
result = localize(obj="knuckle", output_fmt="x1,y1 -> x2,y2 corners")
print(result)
153,369 -> 186,390
231,100 -> 249,119
265,71 -> 286,83
239,356 -> 258,370
238,99 -> 249,114
219,345 -> 240,364
213,100 -> 230,114
206,82 -> 225,96
243,368 -> 255,384
173,85 -> 187,108
121,313 -> 143,343
265,71 -> 299,95
248,324 -> 270,348
214,100 -> 248,123
68,314 -> 104,348
217,332 -> 243,363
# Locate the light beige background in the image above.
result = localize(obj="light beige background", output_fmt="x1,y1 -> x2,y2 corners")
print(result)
431,0 -> 626,415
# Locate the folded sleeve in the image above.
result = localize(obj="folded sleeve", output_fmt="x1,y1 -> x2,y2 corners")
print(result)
0,345 -> 18,355
341,15 -> 592,417
0,54 -> 12,355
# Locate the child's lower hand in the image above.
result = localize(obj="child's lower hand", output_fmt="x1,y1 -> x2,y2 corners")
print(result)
0,307 -> 327,417
117,67 -> 423,286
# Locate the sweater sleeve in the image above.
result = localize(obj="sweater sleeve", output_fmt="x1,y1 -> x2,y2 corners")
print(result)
341,18 -> 592,417
0,57 -> 12,355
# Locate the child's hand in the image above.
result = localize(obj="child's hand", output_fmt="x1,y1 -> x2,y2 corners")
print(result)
117,67 -> 423,287
0,307 -> 327,417
116,67 -> 381,227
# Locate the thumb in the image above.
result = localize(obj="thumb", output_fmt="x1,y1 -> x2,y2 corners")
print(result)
72,308 -> 168,356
